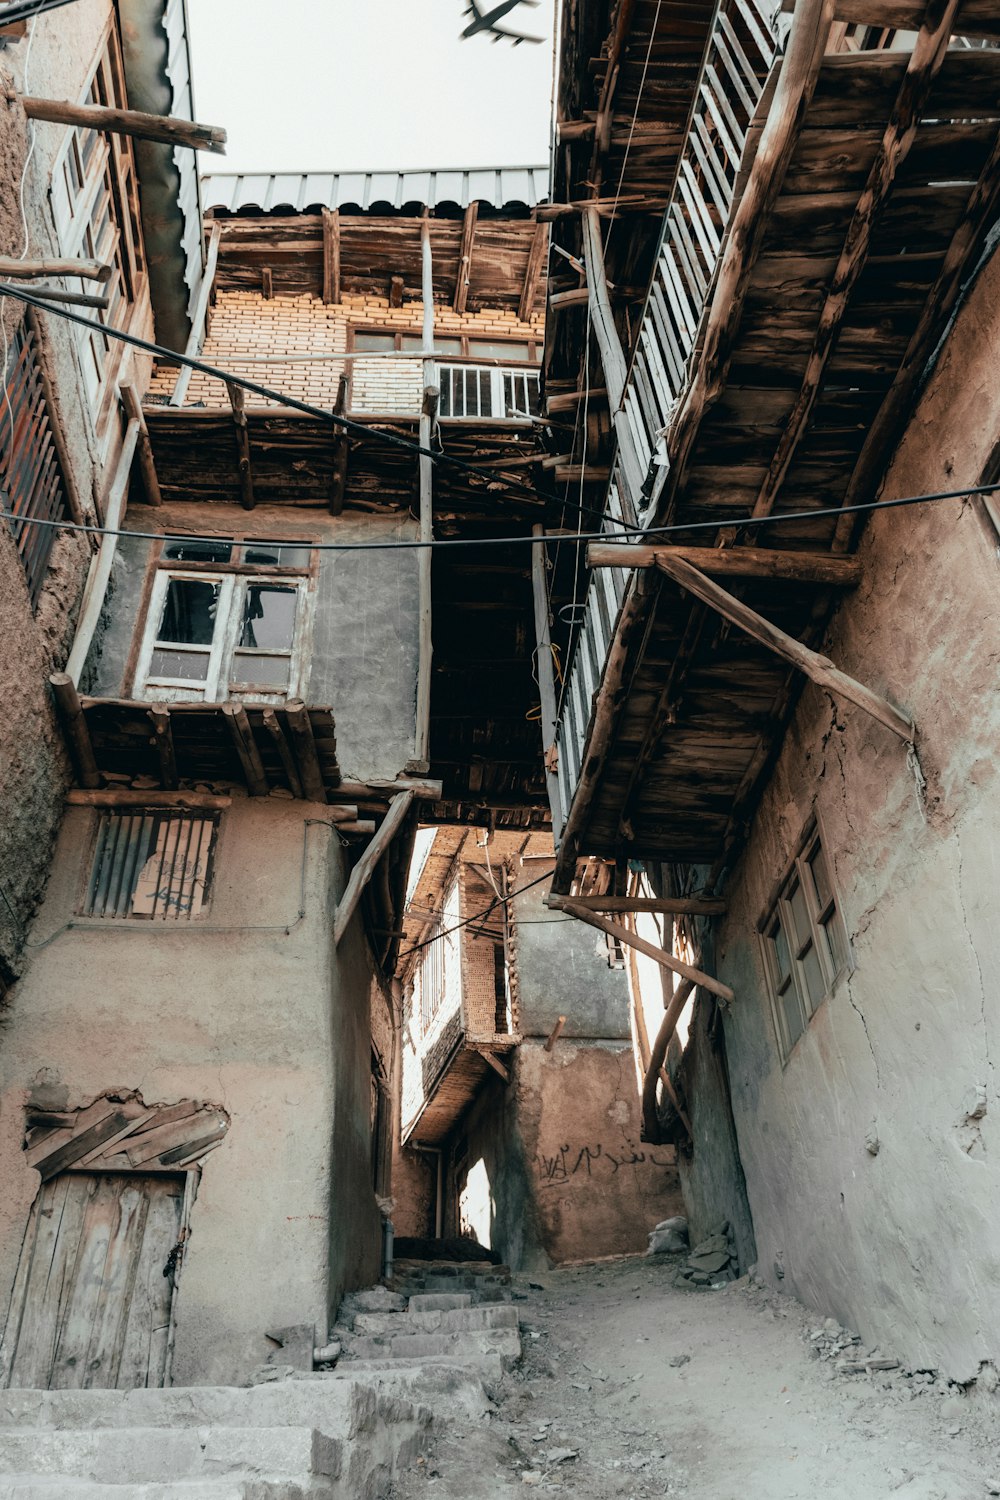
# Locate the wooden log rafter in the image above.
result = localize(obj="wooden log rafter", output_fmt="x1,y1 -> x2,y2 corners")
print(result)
334,790 -> 415,947
50,673 -> 100,789
285,700 -> 327,804
0,256 -> 110,282
120,381 -> 161,507
148,706 -> 177,790
738,0 -> 961,538
642,978 -> 695,1142
19,94 -> 226,153
551,896 -> 735,1002
262,708 -> 303,798
655,553 -> 914,742
322,208 -> 341,304
225,381 -> 254,510
587,543 -> 862,584
454,202 -> 478,314
557,893 -> 726,917
222,703 -> 267,795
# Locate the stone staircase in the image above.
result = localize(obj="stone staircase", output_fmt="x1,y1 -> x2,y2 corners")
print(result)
0,1298 -> 501,1500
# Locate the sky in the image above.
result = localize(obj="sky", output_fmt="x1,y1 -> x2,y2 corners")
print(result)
187,0 -> 557,177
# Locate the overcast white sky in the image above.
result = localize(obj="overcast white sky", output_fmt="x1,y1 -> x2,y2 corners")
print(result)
187,0 -> 557,176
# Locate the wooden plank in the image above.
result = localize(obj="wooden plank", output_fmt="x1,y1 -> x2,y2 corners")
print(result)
120,382 -> 161,507
546,387 -> 608,413
582,203 -> 646,512
169,223 -> 222,408
655,553 -> 915,741
322,208 -> 341,304
481,1050 -> 511,1083
555,893 -> 727,916
743,0 -> 961,535
50,673 -> 100,789
329,373 -> 349,516
333,775 -> 443,801
148,706 -> 178,790
20,95 -> 226,153
334,790 -> 415,947
225,381 -> 254,510
587,542 -> 862,583
531,525 -> 563,838
125,1112 -> 227,1167
221,702 -> 268,794
117,1179 -> 183,1389
35,1112 -> 132,1181
518,221 -> 547,323
554,898 -> 736,1002
454,202 -> 478,314
285,700 -> 327,803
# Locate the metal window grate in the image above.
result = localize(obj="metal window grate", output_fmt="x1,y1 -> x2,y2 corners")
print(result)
1,324 -> 68,609
82,810 -> 219,921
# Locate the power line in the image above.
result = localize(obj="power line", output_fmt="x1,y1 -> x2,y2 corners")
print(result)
397,869 -> 553,961
0,0 -> 79,23
5,479 -> 1000,555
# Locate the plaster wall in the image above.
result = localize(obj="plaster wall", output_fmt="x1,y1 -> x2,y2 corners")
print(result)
0,798 -> 380,1385
86,503 -> 420,783
512,879 -> 632,1040
714,244 -> 1000,1382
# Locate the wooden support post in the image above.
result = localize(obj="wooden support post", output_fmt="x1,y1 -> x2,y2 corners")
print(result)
544,1015 -> 567,1052
553,896 -> 735,1002
519,220 -> 547,323
331,776 -> 443,801
389,275 -> 404,309
413,215 -> 436,771
547,286 -> 590,310
531,525 -> 563,838
221,702 -> 267,795
284,700 -> 327,803
454,202 -> 478,314
20,94 -> 226,153
581,205 -> 645,514
26,284 -> 109,310
120,382 -> 161,507
329,373 -> 349,516
655,553 -> 915,741
0,256 -> 110,282
65,419 -> 140,684
262,708 -> 303,798
226,381 -> 254,510
322,208 -> 341,304
50,673 -> 100,788
339,819 -> 377,836
334,790 -> 415,947
25,306 -> 85,526
481,1051 -> 510,1083
148,706 -> 177,790
642,978 -> 695,1142
586,543 -> 862,585
170,222 -> 221,408
555,893 -> 726,917
545,387 -> 608,414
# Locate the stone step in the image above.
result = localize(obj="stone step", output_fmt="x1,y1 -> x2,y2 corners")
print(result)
406,1293 -> 473,1313
344,1327 -> 520,1366
353,1305 -> 518,1338
0,1483 -> 263,1500
0,1383 -> 358,1435
0,1427 -> 340,1487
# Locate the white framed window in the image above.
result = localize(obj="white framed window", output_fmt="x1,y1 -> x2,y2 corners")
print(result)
133,538 -> 315,705
438,362 -> 540,420
81,809 -> 219,921
419,931 -> 445,1034
759,825 -> 851,1063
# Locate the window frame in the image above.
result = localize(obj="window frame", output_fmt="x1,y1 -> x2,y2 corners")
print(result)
79,808 -> 221,922
347,325 -> 541,421
132,535 -> 318,705
757,820 -> 852,1065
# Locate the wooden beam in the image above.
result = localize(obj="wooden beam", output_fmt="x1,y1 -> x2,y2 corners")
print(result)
339,819 -> 377,836
454,202 -> 478,314
120,381 -> 161,507
222,702 -> 268,795
531,525 -> 563,839
389,275 -> 404,309
743,0 -> 961,535
334,790 -> 415,947
581,205 -> 645,514
545,387 -> 608,414
65,419 -> 140,684
25,284 -> 109,309
25,306 -> 85,525
170,222 -> 221,408
414,216 -> 436,771
557,893 -> 726,917
148,706 -> 177,790
519,221 -> 547,323
50,673 -> 100,788
587,543 -> 862,585
654,553 -> 914,742
553,464 -> 610,484
20,94 -> 226,153
652,0 -> 835,528
820,0 -> 1000,37
589,0 -> 637,191
332,776 -> 443,802
0,256 -> 110,282
535,195 -> 665,221
554,897 -> 735,1002
322,208 -> 340,305
226,381 -> 254,510
261,266 -> 273,300
481,1051 -> 510,1083
285,700 -> 327,803
330,374 -> 349,516
642,978 -> 695,1142
544,1015 -> 567,1052
548,286 -> 590,310
66,788 -> 232,810
262,707 -> 303,798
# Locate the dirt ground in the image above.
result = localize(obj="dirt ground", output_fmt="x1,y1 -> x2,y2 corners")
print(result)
392,1254 -> 1000,1499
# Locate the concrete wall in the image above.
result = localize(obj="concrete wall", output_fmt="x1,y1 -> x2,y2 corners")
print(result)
86,502 -> 420,784
713,244 -> 1000,1383
0,798 -> 381,1385
512,880 -> 632,1041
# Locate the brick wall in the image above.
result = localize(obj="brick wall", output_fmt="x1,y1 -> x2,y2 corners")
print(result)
149,291 -> 544,417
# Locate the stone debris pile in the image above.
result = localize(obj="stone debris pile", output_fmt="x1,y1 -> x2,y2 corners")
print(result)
646,1215 -> 689,1254
805,1315 -> 900,1374
675,1220 -> 739,1288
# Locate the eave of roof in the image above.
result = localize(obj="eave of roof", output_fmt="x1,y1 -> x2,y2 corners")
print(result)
201,166 -> 550,216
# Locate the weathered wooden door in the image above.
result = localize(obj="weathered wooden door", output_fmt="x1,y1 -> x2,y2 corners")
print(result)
1,1172 -> 184,1389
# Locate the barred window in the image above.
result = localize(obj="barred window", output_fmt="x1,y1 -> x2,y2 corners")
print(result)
420,932 -> 445,1033
1,323 -> 68,608
82,810 -> 219,921
760,827 -> 850,1063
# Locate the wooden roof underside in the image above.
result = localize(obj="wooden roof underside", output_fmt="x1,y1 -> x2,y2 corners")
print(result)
562,38 -> 1000,878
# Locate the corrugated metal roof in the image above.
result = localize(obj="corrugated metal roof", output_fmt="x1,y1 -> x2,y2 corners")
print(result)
201,167 -> 549,215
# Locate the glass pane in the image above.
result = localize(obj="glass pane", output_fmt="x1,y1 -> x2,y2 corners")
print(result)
354,332 -> 396,352
479,369 -> 492,415
163,538 -> 233,564
781,985 -> 806,1053
230,652 -> 292,689
770,917 -> 791,987
788,879 -> 811,954
808,841 -> 833,911
149,648 -> 210,682
241,541 -> 311,569
799,939 -> 826,1010
821,912 -> 848,975
468,339 -> 532,362
157,579 -> 220,646
238,584 -> 297,649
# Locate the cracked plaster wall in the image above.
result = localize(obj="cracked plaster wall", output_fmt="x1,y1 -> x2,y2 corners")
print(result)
0,799 -> 380,1385
713,243 -> 1000,1383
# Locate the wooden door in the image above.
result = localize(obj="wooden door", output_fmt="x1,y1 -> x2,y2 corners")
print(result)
1,1172 -> 184,1389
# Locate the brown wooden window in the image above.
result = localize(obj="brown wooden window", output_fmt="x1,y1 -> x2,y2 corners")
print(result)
81,809 -> 220,921
759,826 -> 851,1063
1,323 -> 68,608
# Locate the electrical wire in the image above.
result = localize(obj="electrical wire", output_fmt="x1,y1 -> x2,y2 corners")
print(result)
4,478 -> 999,553
398,869 -> 553,961
0,0 -> 79,24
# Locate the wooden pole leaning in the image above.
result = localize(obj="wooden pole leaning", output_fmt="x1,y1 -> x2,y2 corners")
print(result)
550,896 -> 735,1002
0,256 -> 110,282
413,214 -> 436,770
120,382 -> 161,507
20,95 -> 226,153
642,977 -> 695,1142
654,553 -> 915,742
334,790 -> 415,947
581,205 -> 645,514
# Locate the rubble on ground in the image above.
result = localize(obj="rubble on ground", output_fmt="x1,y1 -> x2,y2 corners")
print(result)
674,1221 -> 739,1287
